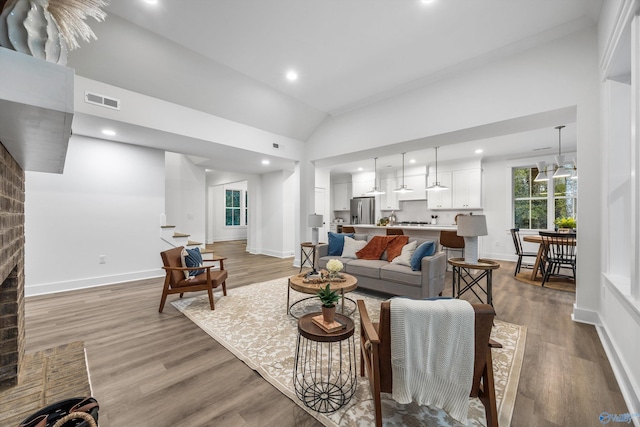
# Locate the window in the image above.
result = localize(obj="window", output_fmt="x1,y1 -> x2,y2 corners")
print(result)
225,189 -> 241,226
513,166 -> 548,229
553,177 -> 577,221
512,166 -> 578,230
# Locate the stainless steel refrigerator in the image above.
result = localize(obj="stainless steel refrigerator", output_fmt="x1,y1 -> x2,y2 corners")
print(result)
350,197 -> 375,225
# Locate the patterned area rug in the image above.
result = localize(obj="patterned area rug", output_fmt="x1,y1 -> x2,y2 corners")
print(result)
172,277 -> 526,427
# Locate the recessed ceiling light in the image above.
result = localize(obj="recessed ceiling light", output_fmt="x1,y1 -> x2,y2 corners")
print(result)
286,70 -> 298,81
409,159 -> 416,164
420,0 -> 436,4
102,129 -> 116,136
475,149 -> 483,154
262,160 -> 270,165
143,0 -> 158,4
358,167 -> 363,171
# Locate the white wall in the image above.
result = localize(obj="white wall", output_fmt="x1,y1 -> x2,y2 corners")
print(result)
164,153 -> 206,246
24,136 -> 165,295
259,170 -> 295,259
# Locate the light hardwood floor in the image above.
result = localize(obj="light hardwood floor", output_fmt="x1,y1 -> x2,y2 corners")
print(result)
23,241 -> 628,426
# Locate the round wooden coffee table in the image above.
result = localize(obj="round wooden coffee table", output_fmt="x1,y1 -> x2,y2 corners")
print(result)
287,273 -> 358,319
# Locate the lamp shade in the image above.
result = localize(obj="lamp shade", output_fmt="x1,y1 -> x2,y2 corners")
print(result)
308,214 -> 323,228
456,215 -> 487,237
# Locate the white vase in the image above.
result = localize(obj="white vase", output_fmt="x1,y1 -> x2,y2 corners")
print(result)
0,0 -> 68,64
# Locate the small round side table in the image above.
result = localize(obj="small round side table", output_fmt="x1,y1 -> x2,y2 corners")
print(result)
293,312 -> 357,413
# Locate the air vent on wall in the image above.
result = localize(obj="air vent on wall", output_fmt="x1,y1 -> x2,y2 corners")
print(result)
84,91 -> 121,110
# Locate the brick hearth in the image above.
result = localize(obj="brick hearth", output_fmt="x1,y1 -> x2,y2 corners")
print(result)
0,141 -> 25,388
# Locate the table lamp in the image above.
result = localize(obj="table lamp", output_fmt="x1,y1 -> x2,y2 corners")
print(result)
309,214 -> 323,245
456,214 -> 487,264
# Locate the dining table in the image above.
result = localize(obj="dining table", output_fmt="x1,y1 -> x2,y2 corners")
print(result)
522,233 -> 576,281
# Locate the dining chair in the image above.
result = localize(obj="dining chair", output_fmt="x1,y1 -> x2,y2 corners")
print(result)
538,231 -> 577,287
510,228 -> 539,276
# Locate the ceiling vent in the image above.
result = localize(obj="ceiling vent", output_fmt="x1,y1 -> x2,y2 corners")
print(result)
84,91 -> 120,110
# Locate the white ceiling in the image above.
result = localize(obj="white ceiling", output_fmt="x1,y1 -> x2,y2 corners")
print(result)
69,0 -> 599,175
105,0 -> 601,115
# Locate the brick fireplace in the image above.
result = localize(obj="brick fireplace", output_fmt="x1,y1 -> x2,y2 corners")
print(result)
0,142 -> 25,388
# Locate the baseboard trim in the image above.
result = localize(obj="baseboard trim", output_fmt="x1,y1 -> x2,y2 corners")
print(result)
596,324 -> 640,427
571,303 -> 601,326
25,269 -> 164,297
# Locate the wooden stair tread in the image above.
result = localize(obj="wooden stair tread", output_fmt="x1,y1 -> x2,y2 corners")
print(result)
161,225 -> 176,229
173,232 -> 190,237
187,240 -> 203,246
200,248 -> 214,254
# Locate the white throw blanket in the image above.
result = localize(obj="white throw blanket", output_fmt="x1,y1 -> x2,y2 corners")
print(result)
390,298 -> 475,425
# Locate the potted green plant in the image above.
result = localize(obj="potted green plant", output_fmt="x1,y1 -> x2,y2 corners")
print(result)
317,283 -> 340,323
555,217 -> 576,232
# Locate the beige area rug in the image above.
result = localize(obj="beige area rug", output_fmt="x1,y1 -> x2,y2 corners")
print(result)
172,278 -> 526,427
0,341 -> 93,426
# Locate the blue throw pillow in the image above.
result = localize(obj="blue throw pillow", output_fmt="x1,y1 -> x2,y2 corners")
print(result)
328,232 -> 354,256
182,247 -> 205,278
410,241 -> 436,271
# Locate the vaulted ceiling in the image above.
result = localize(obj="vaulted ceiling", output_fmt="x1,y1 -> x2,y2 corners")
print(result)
67,0 -> 600,172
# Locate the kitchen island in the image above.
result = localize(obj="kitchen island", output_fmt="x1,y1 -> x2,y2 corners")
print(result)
350,224 -> 456,242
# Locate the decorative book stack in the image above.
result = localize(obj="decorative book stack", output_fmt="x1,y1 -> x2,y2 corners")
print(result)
311,315 -> 347,333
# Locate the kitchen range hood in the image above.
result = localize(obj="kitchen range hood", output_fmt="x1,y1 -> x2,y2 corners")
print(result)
0,48 -> 74,174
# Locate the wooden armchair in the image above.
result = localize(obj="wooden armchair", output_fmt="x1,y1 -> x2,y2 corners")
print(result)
357,299 -> 502,427
159,246 -> 228,312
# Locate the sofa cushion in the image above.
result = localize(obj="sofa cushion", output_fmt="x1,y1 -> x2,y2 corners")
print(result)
345,259 -> 388,279
391,240 -> 418,267
342,236 -> 368,258
380,263 -> 422,287
328,232 -> 354,256
356,235 -> 398,260
386,235 -> 409,261
410,241 -> 436,271
318,256 -> 353,270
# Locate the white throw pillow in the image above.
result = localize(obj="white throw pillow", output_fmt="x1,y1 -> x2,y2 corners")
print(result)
390,240 -> 418,266
341,236 -> 368,258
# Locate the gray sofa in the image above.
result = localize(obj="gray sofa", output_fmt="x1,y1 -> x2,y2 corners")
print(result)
316,234 -> 446,299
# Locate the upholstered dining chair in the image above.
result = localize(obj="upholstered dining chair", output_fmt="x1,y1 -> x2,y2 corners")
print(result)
159,246 -> 228,312
510,228 -> 539,276
357,300 -> 501,427
538,231 -> 577,287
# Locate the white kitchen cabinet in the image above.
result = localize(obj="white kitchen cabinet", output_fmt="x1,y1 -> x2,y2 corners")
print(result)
427,172 -> 452,209
352,178 -> 375,197
333,182 -> 350,211
397,174 -> 427,201
380,177 -> 399,210
452,169 -> 482,209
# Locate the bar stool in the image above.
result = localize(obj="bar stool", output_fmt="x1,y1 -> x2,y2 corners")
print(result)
386,228 -> 404,235
440,230 -> 464,271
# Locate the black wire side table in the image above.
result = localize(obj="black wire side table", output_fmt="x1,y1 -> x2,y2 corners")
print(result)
448,258 -> 500,307
293,312 -> 357,413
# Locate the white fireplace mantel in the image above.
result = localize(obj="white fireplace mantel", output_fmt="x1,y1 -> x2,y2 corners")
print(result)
0,48 -> 74,174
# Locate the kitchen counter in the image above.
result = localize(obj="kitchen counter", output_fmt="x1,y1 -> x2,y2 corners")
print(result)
350,224 -> 456,242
